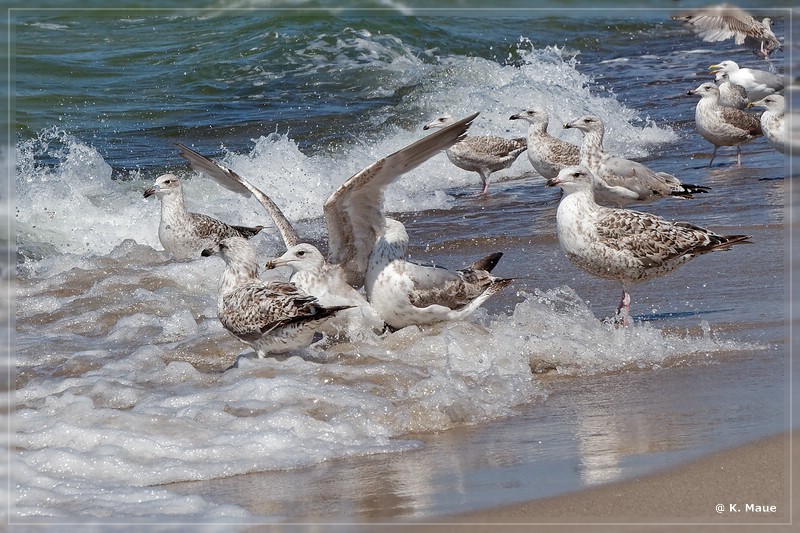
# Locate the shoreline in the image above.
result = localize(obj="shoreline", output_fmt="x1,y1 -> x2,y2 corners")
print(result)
391,431 -> 793,531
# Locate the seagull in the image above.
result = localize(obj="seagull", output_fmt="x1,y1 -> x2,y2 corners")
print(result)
143,173 -> 263,259
672,4 -> 781,61
183,113 -> 508,331
709,61 -> 784,102
714,70 -> 749,110
176,144 -> 384,337
687,82 -> 762,166
423,114 -> 527,194
748,94 -> 786,154
563,115 -> 710,207
200,236 -> 352,361
509,108 -> 580,180
546,166 -> 751,326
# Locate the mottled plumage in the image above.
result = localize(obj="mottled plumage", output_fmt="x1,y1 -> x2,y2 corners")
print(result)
564,115 -> 709,207
509,108 -> 580,179
177,144 -> 383,336
546,166 -> 751,324
672,5 -> 781,60
143,173 -> 262,259
748,94 -> 786,154
201,237 -> 350,359
709,61 -> 784,102
715,71 -> 749,110
423,114 -> 527,194
687,82 -> 762,166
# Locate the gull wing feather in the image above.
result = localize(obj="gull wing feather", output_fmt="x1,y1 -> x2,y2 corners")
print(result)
323,112 -> 479,288
177,143 -> 301,248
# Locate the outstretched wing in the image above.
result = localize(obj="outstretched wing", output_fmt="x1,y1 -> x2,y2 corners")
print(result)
323,112 -> 479,288
177,143 -> 301,248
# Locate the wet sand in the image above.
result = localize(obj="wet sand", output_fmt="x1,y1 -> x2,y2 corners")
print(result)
429,431 -> 793,529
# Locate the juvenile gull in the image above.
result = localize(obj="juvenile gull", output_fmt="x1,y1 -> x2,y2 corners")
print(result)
687,82 -> 762,166
201,237 -> 351,361
715,70 -> 749,110
563,115 -> 710,207
176,144 -> 384,336
423,114 -> 527,194
748,94 -> 786,154
672,4 -> 781,61
546,166 -> 751,325
709,60 -> 784,102
509,108 -> 580,179
329,114 -> 513,330
143,173 -> 263,259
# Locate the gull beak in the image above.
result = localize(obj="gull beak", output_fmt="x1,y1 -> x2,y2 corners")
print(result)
545,177 -> 560,187
563,122 -> 573,129
143,186 -> 157,198
265,257 -> 288,270
201,247 -> 215,257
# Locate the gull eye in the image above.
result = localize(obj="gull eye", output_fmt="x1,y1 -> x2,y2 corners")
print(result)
296,250 -> 305,257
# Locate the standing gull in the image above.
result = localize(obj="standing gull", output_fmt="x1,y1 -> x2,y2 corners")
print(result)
714,70 -> 749,110
509,108 -> 580,180
672,4 -> 781,61
709,61 -> 784,102
687,82 -> 762,166
748,94 -> 786,154
201,236 -> 351,361
423,114 -> 527,195
143,173 -> 263,259
176,144 -> 384,336
563,115 -> 709,207
546,166 -> 751,325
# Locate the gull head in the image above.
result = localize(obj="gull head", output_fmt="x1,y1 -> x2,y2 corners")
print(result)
709,60 -> 739,75
509,108 -> 549,125
423,114 -> 455,130
748,94 -> 784,112
546,166 -> 594,193
265,243 -> 325,272
687,82 -> 719,98
144,173 -> 182,199
563,115 -> 602,134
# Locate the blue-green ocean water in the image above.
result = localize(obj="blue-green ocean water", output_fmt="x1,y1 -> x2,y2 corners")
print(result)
9,0 -> 794,523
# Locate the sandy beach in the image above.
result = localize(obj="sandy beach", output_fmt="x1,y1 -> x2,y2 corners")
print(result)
374,431 -> 794,532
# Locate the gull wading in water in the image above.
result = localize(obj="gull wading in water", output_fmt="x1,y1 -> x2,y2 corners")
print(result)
201,236 -> 352,362
687,82 -> 762,166
748,94 -> 786,155
547,166 -> 751,325
708,60 -> 784,101
509,107 -> 580,180
176,143 -> 385,337
143,173 -> 263,259
672,4 -> 781,62
563,115 -> 710,207
423,114 -> 527,195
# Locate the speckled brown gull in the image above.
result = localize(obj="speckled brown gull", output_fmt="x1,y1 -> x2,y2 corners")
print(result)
177,143 -> 384,337
423,114 -> 527,194
143,173 -> 263,260
709,60 -> 784,102
200,236 -> 351,362
748,94 -> 786,154
546,166 -> 751,325
672,4 -> 781,61
715,70 -> 749,110
509,108 -> 580,180
563,115 -> 710,207
687,82 -> 762,166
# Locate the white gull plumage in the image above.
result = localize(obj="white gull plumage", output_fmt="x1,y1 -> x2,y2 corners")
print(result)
423,114 -> 527,194
748,94 -> 786,154
201,236 -> 351,362
714,70 -> 749,110
709,60 -> 784,102
143,173 -> 263,259
687,82 -> 762,166
546,166 -> 751,325
563,115 -> 709,207
176,143 -> 384,337
509,108 -> 580,180
672,4 -> 781,61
